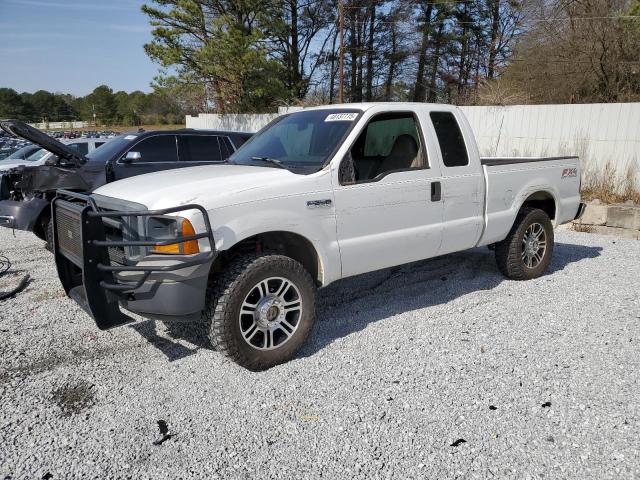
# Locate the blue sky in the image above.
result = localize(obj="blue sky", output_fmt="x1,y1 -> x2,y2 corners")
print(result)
0,0 -> 160,96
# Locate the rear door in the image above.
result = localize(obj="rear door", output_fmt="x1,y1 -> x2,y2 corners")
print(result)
112,134 -> 179,180
429,111 -> 484,255
178,134 -> 227,165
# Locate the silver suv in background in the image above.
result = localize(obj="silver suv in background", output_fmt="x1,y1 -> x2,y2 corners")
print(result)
0,138 -> 108,171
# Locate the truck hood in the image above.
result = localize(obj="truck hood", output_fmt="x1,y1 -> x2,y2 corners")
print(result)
0,119 -> 86,166
93,164 -> 310,210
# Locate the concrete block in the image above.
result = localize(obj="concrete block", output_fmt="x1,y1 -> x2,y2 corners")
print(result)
580,204 -> 608,226
606,205 -> 640,230
591,225 -> 640,240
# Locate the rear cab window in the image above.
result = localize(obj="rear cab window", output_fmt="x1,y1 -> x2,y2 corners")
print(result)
429,112 -> 469,167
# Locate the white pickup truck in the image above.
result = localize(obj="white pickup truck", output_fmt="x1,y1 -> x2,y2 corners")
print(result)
52,103 -> 584,370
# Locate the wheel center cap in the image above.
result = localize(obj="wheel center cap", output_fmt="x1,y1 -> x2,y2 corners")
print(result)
256,297 -> 282,327
266,305 -> 279,322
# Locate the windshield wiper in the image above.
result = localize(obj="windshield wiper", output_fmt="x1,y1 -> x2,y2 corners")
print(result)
251,156 -> 286,169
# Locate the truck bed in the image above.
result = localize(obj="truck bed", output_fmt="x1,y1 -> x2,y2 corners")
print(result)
478,156 -> 582,246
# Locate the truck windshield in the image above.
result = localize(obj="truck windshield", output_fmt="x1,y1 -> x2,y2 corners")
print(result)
228,109 -> 360,174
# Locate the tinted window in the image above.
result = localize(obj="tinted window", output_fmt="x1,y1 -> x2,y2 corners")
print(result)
68,143 -> 89,155
220,137 -> 234,158
95,142 -> 105,148
430,112 -> 469,167
184,135 -> 222,162
130,135 -> 178,163
345,112 -> 424,183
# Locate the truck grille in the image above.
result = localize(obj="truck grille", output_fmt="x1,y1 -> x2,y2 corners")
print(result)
55,201 -> 83,266
55,200 -> 134,267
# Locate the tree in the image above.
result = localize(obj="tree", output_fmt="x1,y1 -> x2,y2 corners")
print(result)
484,0 -> 640,104
142,0 -> 289,113
84,85 -> 117,124
0,88 -> 29,120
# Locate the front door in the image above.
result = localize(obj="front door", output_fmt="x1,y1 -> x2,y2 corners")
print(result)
113,134 -> 179,180
333,111 -> 444,278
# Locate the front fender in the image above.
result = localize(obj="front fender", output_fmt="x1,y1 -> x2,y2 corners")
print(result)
0,198 -> 50,232
206,200 -> 341,285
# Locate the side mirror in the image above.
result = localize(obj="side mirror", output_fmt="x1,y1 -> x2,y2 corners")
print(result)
122,151 -> 141,163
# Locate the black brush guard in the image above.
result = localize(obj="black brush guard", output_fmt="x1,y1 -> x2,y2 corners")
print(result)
52,189 -> 216,330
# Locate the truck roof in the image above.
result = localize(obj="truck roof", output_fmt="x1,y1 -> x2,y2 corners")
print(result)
302,102 -> 459,112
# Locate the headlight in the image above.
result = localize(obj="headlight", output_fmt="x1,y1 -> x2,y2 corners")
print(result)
147,216 -> 200,255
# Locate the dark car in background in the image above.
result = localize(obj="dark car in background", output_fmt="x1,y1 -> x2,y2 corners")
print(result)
0,120 -> 252,245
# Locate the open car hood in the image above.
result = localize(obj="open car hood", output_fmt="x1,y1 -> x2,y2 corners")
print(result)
0,119 -> 87,167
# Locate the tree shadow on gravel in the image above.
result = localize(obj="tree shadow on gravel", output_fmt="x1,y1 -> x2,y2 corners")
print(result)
300,242 -> 602,358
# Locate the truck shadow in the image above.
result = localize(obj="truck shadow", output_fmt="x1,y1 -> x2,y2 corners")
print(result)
133,242 -> 601,362
299,242 -> 602,359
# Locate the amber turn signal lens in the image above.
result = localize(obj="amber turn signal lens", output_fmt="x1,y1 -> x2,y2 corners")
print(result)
151,218 -> 200,255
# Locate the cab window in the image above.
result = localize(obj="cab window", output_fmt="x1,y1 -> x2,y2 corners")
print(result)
342,112 -> 426,184
430,112 -> 469,167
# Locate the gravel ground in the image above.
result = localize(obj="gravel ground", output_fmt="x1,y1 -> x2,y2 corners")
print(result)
0,227 -> 638,479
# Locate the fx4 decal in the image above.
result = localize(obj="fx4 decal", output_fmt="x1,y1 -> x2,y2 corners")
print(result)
562,168 -> 577,178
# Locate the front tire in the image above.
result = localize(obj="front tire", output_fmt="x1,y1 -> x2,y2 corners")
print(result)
494,208 -> 554,280
203,254 -> 316,370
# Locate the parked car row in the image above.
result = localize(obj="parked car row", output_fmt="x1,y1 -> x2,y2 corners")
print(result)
0,130 -> 31,160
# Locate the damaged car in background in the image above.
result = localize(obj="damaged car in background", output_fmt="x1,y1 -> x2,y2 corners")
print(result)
0,120 -> 252,246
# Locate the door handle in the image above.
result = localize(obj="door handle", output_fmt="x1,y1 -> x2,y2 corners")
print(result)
431,181 -> 441,202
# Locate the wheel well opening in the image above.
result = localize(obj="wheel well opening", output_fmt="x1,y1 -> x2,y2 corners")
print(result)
213,232 -> 322,286
521,191 -> 556,219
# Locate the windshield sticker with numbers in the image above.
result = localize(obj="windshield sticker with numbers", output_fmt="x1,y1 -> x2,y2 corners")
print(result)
324,113 -> 358,122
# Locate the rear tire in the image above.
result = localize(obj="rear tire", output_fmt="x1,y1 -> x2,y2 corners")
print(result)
203,254 -> 316,370
494,207 -> 554,280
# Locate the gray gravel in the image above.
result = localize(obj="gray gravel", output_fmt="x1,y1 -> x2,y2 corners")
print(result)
1,227 -> 639,479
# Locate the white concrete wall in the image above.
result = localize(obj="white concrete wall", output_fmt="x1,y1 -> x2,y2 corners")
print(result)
186,113 -> 279,132
460,103 -> 640,183
29,121 -> 93,130
186,103 -> 640,186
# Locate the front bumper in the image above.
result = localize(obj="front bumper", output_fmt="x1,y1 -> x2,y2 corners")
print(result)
53,190 -> 216,330
0,198 -> 50,231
